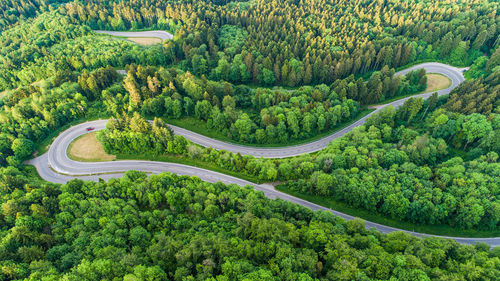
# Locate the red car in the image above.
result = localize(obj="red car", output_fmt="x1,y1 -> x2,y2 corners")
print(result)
86,127 -> 95,131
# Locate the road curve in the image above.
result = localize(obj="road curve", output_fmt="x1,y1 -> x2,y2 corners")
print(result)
95,30 -> 173,40
103,63 -> 467,159
167,63 -> 465,158
28,63 -> 499,246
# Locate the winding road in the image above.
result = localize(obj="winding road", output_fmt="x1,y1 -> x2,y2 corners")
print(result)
28,63 -> 500,247
155,63 -> 465,158
95,30 -> 173,40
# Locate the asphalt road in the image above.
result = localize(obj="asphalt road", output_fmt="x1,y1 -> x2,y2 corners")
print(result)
166,63 -> 466,158
28,63 -> 500,246
95,30 -> 173,40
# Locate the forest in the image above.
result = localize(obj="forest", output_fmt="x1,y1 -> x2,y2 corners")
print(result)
0,0 -> 499,279
122,64 -> 361,144
2,0 -> 497,91
94,63 -> 426,145
0,167 -> 499,280
96,86 -> 500,230
0,11 -> 174,91
60,0 -> 497,86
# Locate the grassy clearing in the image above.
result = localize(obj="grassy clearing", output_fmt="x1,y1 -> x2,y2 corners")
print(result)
116,153 -> 262,184
67,132 -> 116,162
127,37 -> 162,45
425,73 -> 451,92
166,108 -> 375,148
276,185 -> 500,238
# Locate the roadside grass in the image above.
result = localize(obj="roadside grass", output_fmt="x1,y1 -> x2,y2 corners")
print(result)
127,37 -> 162,45
166,108 -> 375,148
276,185 -> 500,238
67,132 -> 116,162
96,33 -> 162,47
244,83 -> 300,91
116,153 -> 262,184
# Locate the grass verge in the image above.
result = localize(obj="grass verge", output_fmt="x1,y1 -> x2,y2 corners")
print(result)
127,37 -> 162,45
166,108 -> 375,148
67,132 -> 116,162
425,73 -> 452,92
276,185 -> 500,238
22,165 -> 54,184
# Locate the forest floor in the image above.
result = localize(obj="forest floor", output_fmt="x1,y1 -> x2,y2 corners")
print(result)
426,73 -> 452,92
67,132 -> 116,162
127,37 -> 162,45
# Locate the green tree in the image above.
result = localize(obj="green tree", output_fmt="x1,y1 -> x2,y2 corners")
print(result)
232,113 -> 255,142
262,68 -> 276,85
195,100 -> 213,121
461,113 -> 492,149
11,138 -> 34,160
449,41 -> 469,66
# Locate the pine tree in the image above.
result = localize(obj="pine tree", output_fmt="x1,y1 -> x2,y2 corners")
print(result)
304,64 -> 313,84
124,74 -> 141,107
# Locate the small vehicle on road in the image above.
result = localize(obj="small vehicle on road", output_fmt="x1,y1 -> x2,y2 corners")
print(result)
86,127 -> 95,131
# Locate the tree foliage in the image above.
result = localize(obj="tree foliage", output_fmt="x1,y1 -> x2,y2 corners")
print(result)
279,99 -> 500,230
60,0 -> 497,86
0,167 -> 498,280
0,1 -> 499,277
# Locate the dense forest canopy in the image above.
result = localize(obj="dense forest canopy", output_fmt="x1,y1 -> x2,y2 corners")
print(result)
0,168 -> 499,280
0,11 -> 172,91
0,0 -> 67,30
0,0 -> 497,91
0,0 -> 499,279
60,0 -> 498,86
97,91 -> 500,230
0,0 -> 497,226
